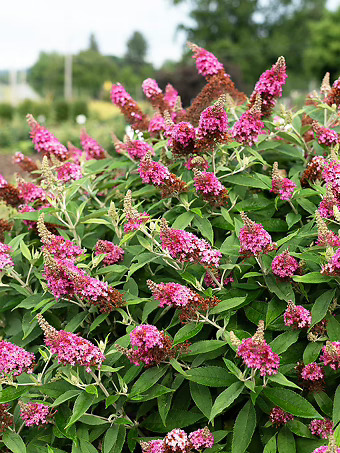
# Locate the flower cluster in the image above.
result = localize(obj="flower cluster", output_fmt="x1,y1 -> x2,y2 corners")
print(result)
148,114 -> 166,137
318,190 -> 339,219
300,156 -> 325,187
195,96 -> 229,150
269,406 -> 294,427
188,42 -> 224,79
320,341 -> 340,370
231,321 -> 280,376
313,122 -> 339,147
316,212 -> 340,246
27,114 -> 68,160
123,190 -> 150,233
321,249 -> 340,276
13,152 -> 38,174
147,280 -> 220,322
37,314 -> 105,372
284,300 -> 311,329
19,402 -> 54,427
80,129 -> 106,160
325,76 -> 340,107
141,427 -> 214,453
185,156 -> 209,171
95,240 -> 124,266
56,162 -> 82,182
0,341 -> 35,378
120,324 -> 184,367
301,363 -> 325,382
239,212 -> 276,257
0,242 -> 13,271
142,78 -> 170,113
167,121 -> 196,157
126,139 -> 155,160
249,56 -> 287,117
17,181 -> 47,204
271,162 -> 296,200
193,170 -> 229,206
160,218 -> 221,268
110,83 -> 149,130
271,250 -> 299,278
232,95 -> 265,146
309,419 -> 334,439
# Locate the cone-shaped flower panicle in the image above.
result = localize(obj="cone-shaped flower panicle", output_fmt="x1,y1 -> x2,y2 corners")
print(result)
313,122 -> 339,147
56,162 -> 82,182
195,96 -> 229,149
67,142 -> 83,164
0,341 -> 35,378
269,407 -> 294,426
271,250 -> 299,278
80,129 -> 106,160
271,162 -> 296,200
301,363 -> 325,382
26,114 -> 68,160
185,156 -> 209,171
148,114 -> 166,137
232,94 -> 265,146
167,121 -> 196,157
187,42 -> 224,79
142,78 -> 162,99
17,180 -> 47,204
37,314 -> 105,372
239,212 -> 276,257
320,341 -> 340,370
193,170 -> 229,207
234,320 -> 280,376
316,211 -> 340,246
123,190 -> 150,233
126,138 -> 155,160
160,218 -> 221,268
284,300 -> 311,329
164,83 -> 179,109
0,174 -> 7,189
19,401 -> 54,427
321,249 -> 340,276
309,419 -> 333,439
95,240 -> 124,266
0,242 -> 14,270
301,156 -> 325,187
318,187 -> 339,219
111,83 -> 149,130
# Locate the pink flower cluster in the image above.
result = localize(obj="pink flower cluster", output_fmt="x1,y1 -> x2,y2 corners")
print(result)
164,84 -> 178,109
237,336 -> 280,376
43,235 -> 85,261
150,282 -> 196,308
0,242 -> 13,270
27,115 -> 68,160
194,171 -> 226,196
196,102 -> 228,140
0,174 -> 7,189
126,139 -> 155,160
80,130 -> 106,160
67,142 -> 83,164
56,162 -> 82,182
110,83 -> 148,130
204,271 -> 233,288
18,181 -> 47,204
321,249 -> 340,276
231,109 -> 265,146
312,447 -> 340,453
141,427 -> 214,453
313,122 -> 339,147
38,314 -> 105,372
189,42 -> 224,79
271,177 -> 296,200
269,406 -> 294,426
320,341 -> 340,370
148,114 -> 166,137
127,324 -> 171,366
309,419 -> 334,439
0,341 -> 35,378
168,122 -> 196,156
95,240 -> 124,266
124,212 -> 150,233
284,301 -> 311,329
318,196 -> 339,219
19,402 -> 52,427
301,363 -> 325,381
185,157 -> 209,171
111,83 -> 133,106
139,155 -> 170,186
322,160 -> 340,190
142,78 -> 162,98
160,219 -> 221,268
252,57 -> 287,115
239,213 -> 275,257
271,250 -> 299,278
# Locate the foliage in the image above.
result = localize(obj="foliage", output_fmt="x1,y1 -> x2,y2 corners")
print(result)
1,45 -> 340,453
0,103 -> 14,121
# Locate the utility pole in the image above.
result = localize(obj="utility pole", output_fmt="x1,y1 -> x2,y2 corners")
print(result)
64,54 -> 73,100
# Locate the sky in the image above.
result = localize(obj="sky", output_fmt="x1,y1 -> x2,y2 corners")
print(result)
0,0 -> 193,71
1,0 -> 339,72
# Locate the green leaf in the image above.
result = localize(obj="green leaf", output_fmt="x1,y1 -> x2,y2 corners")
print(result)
193,217 -> 213,244
263,388 -> 321,418
209,297 -> 247,314
293,273 -> 332,283
65,392 -> 95,429
296,198 -> 316,215
232,400 -> 256,453
265,275 -> 295,302
185,366 -> 235,387
79,441 -> 99,453
130,365 -> 168,397
287,420 -> 314,438
263,434 -> 277,453
210,381 -> 244,421
173,323 -> 203,345
227,173 -> 270,189
270,331 -> 299,354
278,426 -> 296,453
190,382 -> 212,419
313,391 -> 333,417
52,390 -> 81,407
171,212 -> 194,229
0,386 -> 29,403
2,432 -> 26,453
268,372 -> 301,390
327,315 -> 340,341
311,289 -> 335,327
19,240 -> 31,261
303,343 -> 323,365
182,340 -> 226,356
333,385 -> 340,426
142,409 -> 203,433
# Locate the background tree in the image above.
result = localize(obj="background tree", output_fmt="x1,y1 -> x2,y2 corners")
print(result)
125,31 -> 148,71
28,52 -> 64,98
88,33 -> 100,53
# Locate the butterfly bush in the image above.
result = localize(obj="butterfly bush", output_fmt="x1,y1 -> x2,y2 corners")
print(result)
2,42 -> 340,451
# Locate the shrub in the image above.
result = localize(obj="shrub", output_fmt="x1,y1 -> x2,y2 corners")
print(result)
0,103 -> 14,121
0,43 -> 340,453
54,99 -> 70,122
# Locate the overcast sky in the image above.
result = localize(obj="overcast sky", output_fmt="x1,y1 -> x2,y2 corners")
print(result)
1,0 -> 339,71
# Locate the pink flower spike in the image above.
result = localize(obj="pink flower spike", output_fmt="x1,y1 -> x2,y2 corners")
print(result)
188,42 -> 224,79
269,406 -> 294,426
284,300 -> 311,329
272,250 -> 299,278
239,212 -> 276,257
19,402 -> 54,427
80,130 -> 106,160
0,341 -> 35,378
